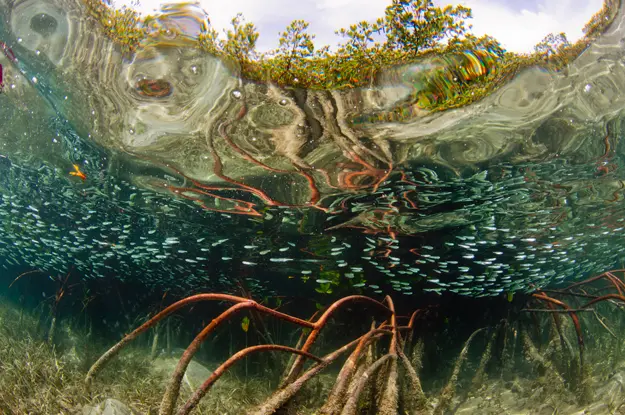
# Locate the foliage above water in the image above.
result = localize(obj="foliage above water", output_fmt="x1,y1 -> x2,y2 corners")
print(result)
83,0 -> 618,112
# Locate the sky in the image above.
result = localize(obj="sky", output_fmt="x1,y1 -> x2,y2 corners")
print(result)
113,0 -> 604,54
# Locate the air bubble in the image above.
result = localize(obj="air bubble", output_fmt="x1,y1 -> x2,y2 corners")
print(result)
164,29 -> 176,39
279,99 -> 288,106
231,90 -> 242,99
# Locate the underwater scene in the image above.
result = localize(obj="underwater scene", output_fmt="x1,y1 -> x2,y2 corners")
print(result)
1,0 -> 625,413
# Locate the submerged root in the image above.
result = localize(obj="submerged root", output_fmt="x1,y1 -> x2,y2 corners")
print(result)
151,322 -> 161,360
378,357 -> 399,415
86,293 -> 391,415
341,353 -> 395,415
398,348 -> 427,412
522,330 -> 567,392
250,331 -> 388,415
179,345 -> 322,415
80,275 -> 624,414
471,328 -> 495,390
320,322 -> 380,415
433,327 -> 485,415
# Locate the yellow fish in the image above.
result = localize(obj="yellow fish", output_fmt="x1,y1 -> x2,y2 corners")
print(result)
69,164 -> 86,181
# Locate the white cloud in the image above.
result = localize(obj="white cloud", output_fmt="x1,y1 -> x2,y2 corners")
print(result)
114,0 -> 605,53
459,0 -> 604,53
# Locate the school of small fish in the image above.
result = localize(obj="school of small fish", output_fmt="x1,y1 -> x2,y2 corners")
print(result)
0,148 -> 623,299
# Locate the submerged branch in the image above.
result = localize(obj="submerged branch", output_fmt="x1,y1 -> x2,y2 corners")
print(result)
178,345 -> 322,415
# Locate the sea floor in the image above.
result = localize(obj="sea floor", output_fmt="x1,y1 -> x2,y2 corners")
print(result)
0,301 -> 624,415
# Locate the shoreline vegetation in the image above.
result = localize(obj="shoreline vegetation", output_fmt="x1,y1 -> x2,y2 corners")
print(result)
83,0 -> 618,112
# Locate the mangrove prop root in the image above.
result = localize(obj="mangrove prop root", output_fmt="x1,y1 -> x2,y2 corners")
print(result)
397,348 -> 427,411
86,294 -> 314,393
340,354 -> 395,415
521,330 -> 566,389
159,300 -> 317,415
472,328 -> 495,390
88,284 -> 622,415
86,292 -> 395,415
321,323 -> 383,415
281,309 -> 319,382
532,293 -> 585,370
283,295 -> 390,386
539,272 -> 625,396
582,293 -> 625,308
85,293 -> 255,391
535,271 -> 625,404
150,322 -> 161,361
178,345 -> 322,415
283,295 -> 391,386
249,331 -> 390,415
384,295 -> 398,353
549,312 -> 576,365
47,316 -> 57,344
411,337 -> 425,372
379,357 -> 399,415
563,269 -> 625,293
166,318 -> 172,356
378,295 -> 399,415
403,309 -> 422,354
433,327 -> 485,415
343,329 -> 377,412
547,300 -> 576,364
592,309 -> 618,338
160,302 -> 252,415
